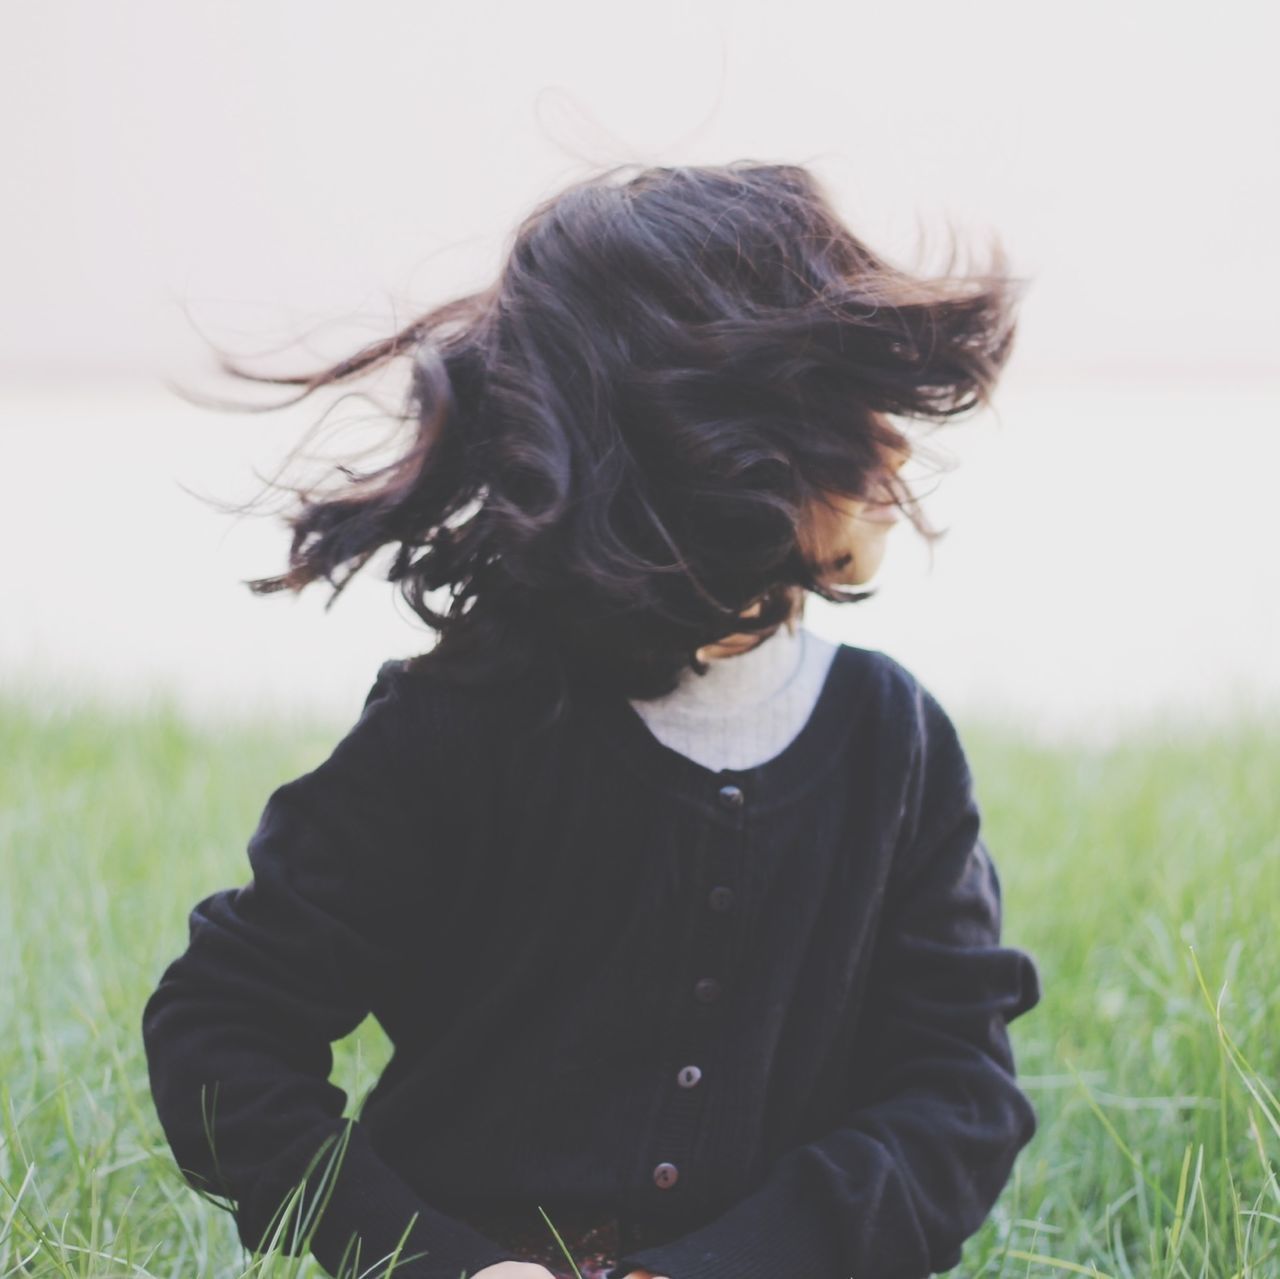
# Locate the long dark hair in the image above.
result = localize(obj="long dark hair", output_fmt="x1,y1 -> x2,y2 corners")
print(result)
177,160 -> 1027,723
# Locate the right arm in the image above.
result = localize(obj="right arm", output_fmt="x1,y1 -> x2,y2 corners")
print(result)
140,660 -> 525,1279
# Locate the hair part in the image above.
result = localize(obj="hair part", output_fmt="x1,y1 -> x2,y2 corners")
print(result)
176,160 -> 1028,726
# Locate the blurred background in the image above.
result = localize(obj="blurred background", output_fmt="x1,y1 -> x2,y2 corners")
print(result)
5,7 -> 1280,1279
2,0 -> 1276,740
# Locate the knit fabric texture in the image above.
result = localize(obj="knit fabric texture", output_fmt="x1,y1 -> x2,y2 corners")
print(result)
626,624 -> 840,773
142,643 -> 1043,1279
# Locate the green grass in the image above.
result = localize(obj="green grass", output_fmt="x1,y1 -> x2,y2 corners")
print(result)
2,682 -> 1278,1278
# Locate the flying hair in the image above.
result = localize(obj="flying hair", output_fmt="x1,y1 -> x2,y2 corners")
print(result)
174,160 -> 1028,723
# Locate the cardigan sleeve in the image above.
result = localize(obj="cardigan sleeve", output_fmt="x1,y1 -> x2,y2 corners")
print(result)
609,683 -> 1042,1279
140,660 -> 520,1279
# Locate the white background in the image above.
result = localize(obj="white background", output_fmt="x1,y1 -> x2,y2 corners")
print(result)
2,0 -> 1276,744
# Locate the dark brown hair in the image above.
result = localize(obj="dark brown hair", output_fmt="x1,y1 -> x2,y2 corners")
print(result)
178,160 -> 1027,723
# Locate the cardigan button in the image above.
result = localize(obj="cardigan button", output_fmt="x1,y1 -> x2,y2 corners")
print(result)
708,885 -> 733,912
716,783 -> 744,809
676,1064 -> 702,1088
652,1161 -> 679,1189
693,977 -> 722,1003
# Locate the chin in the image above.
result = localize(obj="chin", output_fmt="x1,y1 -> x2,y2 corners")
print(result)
822,548 -> 884,589
842,563 -> 883,588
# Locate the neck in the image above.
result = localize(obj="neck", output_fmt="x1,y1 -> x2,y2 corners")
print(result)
695,614 -> 797,663
669,620 -> 806,714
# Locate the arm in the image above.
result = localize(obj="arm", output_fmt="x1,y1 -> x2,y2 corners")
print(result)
609,685 -> 1042,1279
141,660 -> 521,1279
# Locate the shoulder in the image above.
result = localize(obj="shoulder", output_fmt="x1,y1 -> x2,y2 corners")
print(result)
840,643 -> 920,705
838,644 -> 951,735
361,652 -> 555,768
839,644 -> 972,789
837,651 -> 985,909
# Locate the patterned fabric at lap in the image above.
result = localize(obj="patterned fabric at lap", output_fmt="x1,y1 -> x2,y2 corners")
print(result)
452,1202 -> 621,1277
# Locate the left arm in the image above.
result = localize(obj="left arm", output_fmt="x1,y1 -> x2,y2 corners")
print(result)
610,686 -> 1042,1279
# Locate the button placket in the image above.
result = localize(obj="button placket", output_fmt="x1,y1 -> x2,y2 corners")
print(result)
708,884 -> 734,912
717,782 -> 745,812
641,774 -> 748,1204
676,1064 -> 702,1088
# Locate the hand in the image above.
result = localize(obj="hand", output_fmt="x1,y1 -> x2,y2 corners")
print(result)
619,1271 -> 671,1279
470,1264 -> 557,1278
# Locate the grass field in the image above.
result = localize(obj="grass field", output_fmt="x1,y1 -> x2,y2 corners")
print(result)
2,686 -> 1278,1278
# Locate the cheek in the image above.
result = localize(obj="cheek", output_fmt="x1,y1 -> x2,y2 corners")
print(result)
846,522 -> 881,553
849,524 -> 891,572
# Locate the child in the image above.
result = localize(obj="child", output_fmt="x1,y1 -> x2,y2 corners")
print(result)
142,161 -> 1041,1279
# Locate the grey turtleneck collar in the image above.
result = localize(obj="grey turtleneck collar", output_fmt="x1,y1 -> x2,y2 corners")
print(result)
626,623 -> 841,772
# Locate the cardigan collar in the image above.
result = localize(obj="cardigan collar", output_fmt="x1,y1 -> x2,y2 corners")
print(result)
629,622 -> 806,720
581,641 -> 868,815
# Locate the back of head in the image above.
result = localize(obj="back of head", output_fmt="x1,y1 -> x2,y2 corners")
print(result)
195,160 -> 1027,723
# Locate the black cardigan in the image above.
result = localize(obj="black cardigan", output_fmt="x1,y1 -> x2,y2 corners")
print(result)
141,643 -> 1042,1279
